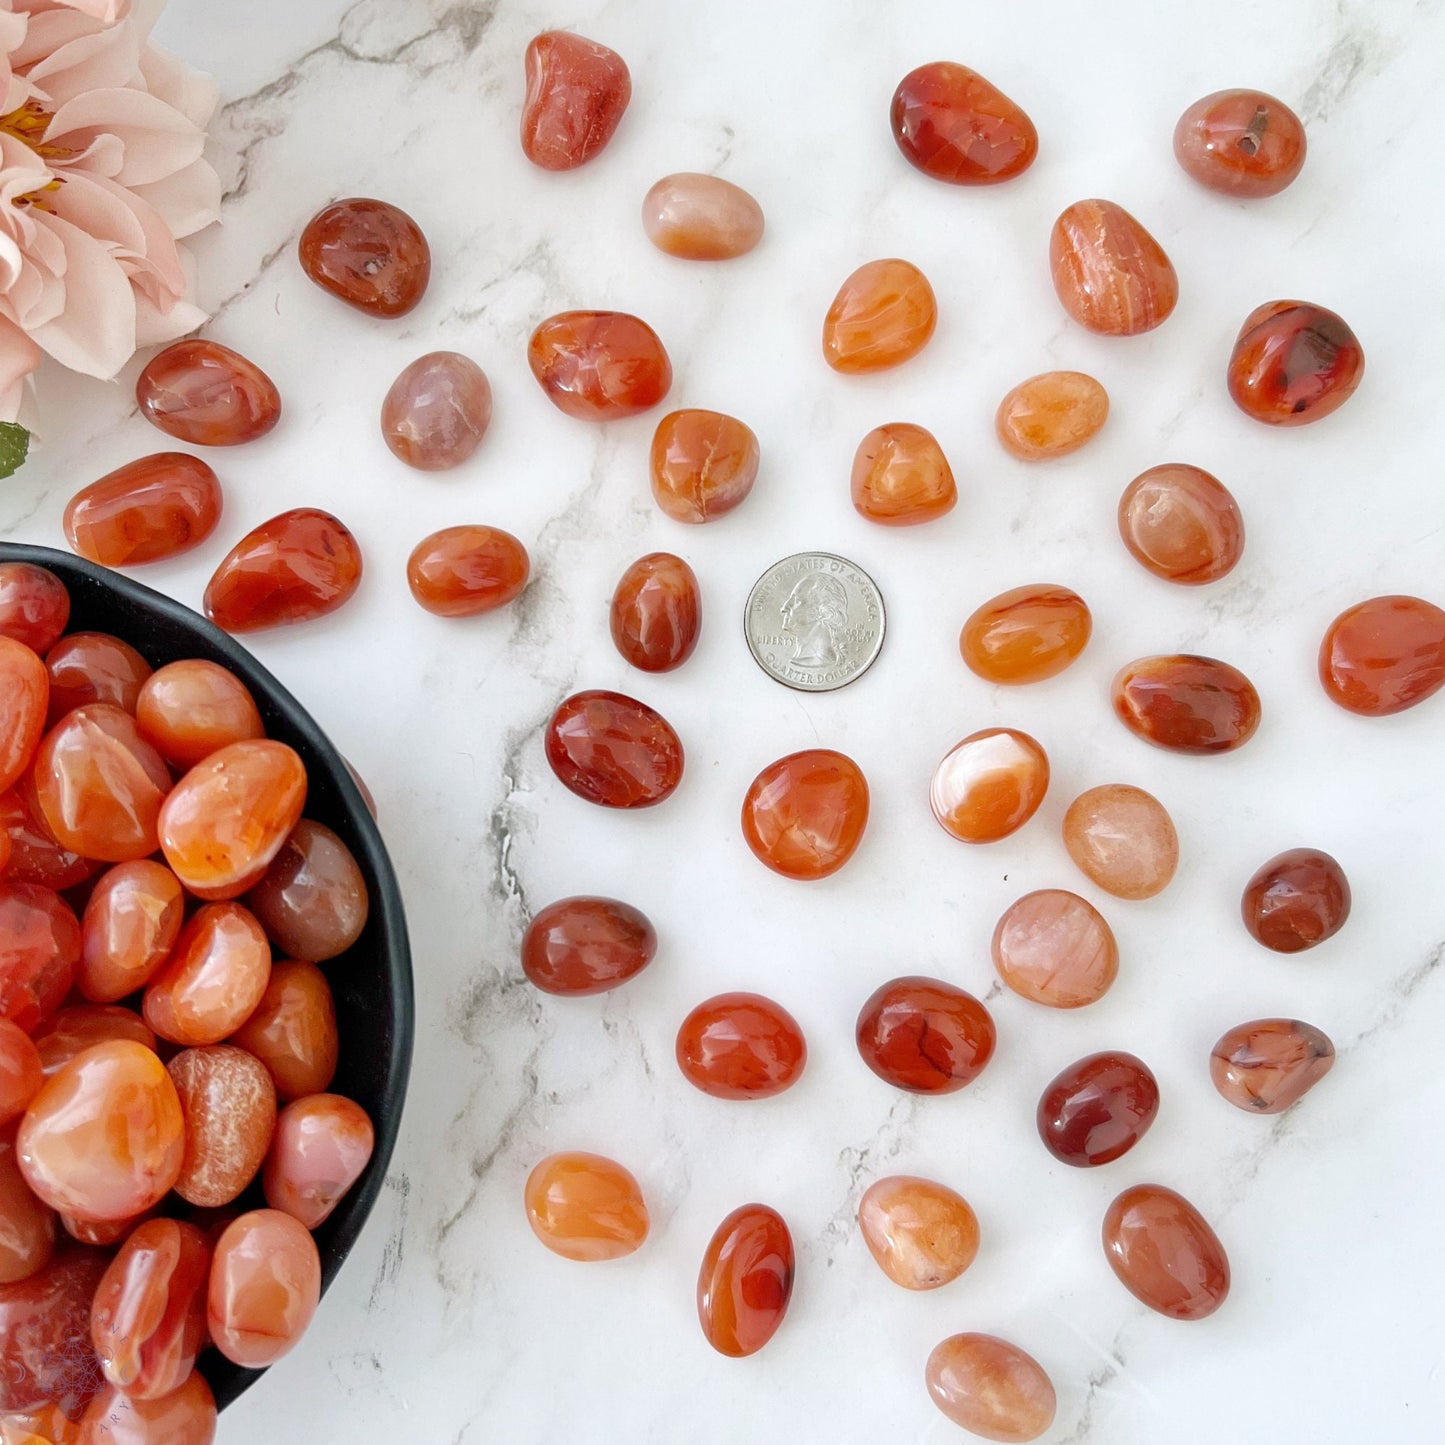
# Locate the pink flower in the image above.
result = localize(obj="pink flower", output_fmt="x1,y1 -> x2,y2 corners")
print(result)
0,0 -> 220,423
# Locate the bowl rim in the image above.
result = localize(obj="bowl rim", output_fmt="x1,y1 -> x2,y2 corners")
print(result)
0,540 -> 416,1409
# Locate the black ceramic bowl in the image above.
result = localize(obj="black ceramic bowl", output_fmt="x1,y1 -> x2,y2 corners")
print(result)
0,542 -> 414,1410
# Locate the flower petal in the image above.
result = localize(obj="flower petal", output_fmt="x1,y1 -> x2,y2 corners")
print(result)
133,287 -> 203,347
48,86 -> 203,186
0,313 -> 43,398
139,42 -> 217,129
25,210 -> 136,378
127,154 -> 220,238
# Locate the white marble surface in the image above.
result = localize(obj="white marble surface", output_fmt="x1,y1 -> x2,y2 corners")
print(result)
7,0 -> 1445,1439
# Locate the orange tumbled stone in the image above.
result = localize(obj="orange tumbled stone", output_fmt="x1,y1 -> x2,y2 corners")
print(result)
1118,464 -> 1244,584
158,739 -> 307,900
228,959 -> 339,1101
0,881 -> 81,1035
649,409 -> 759,523
857,1176 -> 979,1290
995,370 -> 1108,461
741,748 -> 869,880
524,1151 -> 648,1261
992,889 -> 1118,1008
0,1019 -> 44,1125
930,727 -> 1048,843
381,352 -> 492,470
136,340 -> 281,447
1318,594 -> 1445,716
1241,847 -> 1350,953
1062,784 -> 1178,900
1038,1051 -> 1158,1166
925,1333 -> 1057,1442
1227,300 -> 1364,426
407,526 -> 529,618
245,818 -> 369,963
545,690 -> 683,809
263,1092 -> 374,1230
1050,199 -> 1178,336
642,173 -> 764,260
135,660 -> 265,769
0,637 -> 47,795
521,31 -> 631,171
528,311 -> 671,420
822,258 -> 937,374
77,861 -> 185,1003
79,1372 -> 217,1445
0,1128 -> 55,1284
697,1203 -> 794,1357
298,198 -> 431,317
521,896 -> 656,997
63,454 -> 222,568
1102,1183 -> 1230,1321
204,508 -> 362,633
675,992 -> 807,1100
32,1006 -> 153,1079
1174,89 -> 1306,198
960,584 -> 1091,684
609,553 -> 701,672
0,562 -> 69,654
1210,1018 -> 1335,1114
142,903 -> 271,1046
167,1046 -> 276,1208
856,977 -> 995,1094
1113,654 -> 1261,753
207,1209 -> 320,1367
850,423 -> 956,526
44,632 -> 151,723
890,62 -> 1037,185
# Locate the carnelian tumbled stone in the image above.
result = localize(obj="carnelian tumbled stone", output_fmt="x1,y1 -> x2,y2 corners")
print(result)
228,959 -> 339,1101
0,881 -> 82,1034
1174,90 -> 1306,198
1118,463 -> 1245,584
545,690 -> 683,808
32,1006 -> 154,1079
930,728 -> 1049,843
32,706 -> 171,863
1318,594 -> 1445,716
675,992 -> 807,1100
262,1093 -> 374,1230
1227,300 -> 1364,425
78,1372 -> 217,1445
44,632 -> 152,723
740,748 -> 869,880
0,1247 -> 109,1417
521,31 -> 631,171
1210,1018 -> 1335,1114
609,553 -> 701,671
1062,784 -> 1178,900
995,370 -> 1109,461
204,508 -> 362,633
823,258 -> 936,373
407,525 -> 529,618
246,819 -> 369,962
0,637 -> 47,794
1102,1183 -> 1229,1321
858,1176 -> 979,1291
1050,200 -> 1178,336
207,1209 -> 320,1367
0,562 -> 69,654
925,1333 -> 1057,1442
528,311 -> 671,420
0,1128 -> 55,1283
142,904 -> 272,1047
521,896 -> 656,997
90,1218 -> 210,1400
158,739 -> 307,899
649,409 -> 760,524
960,584 -> 1091,684
136,340 -> 281,447
78,860 -> 185,1003
697,1203 -> 793,1357
850,423 -> 957,526
1038,1051 -> 1158,1166
298,198 -> 430,317
890,62 -> 1037,185
856,976 -> 995,1094
167,1046 -> 276,1208
1113,654 -> 1261,753
0,1019 -> 44,1124
135,660 -> 264,769
381,352 -> 491,470
642,174 -> 764,260
992,889 -> 1119,1008
17,1041 -> 183,1221
1241,847 -> 1350,952
63,455 -> 222,568
524,1151 -> 649,1262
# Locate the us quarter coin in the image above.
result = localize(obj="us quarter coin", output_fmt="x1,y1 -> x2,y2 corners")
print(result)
744,552 -> 886,692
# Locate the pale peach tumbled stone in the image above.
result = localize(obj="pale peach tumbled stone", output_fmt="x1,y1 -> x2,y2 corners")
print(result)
641,173 -> 764,260
381,351 -> 492,470
992,889 -> 1118,1008
1062,784 -> 1178,900
858,1175 -> 978,1290
995,370 -> 1108,461
926,1333 -> 1057,1442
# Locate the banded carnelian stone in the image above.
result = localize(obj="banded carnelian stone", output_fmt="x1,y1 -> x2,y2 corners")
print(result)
521,31 -> 631,171
77,860 -> 185,1003
0,1248 -> 109,1418
891,62 -> 1038,185
228,959 -> 339,1102
675,992 -> 807,1100
850,423 -> 956,525
528,311 -> 671,419
298,198 -> 430,317
856,976 -> 995,1094
1210,1018 -> 1334,1114
521,897 -> 656,997
208,1209 -> 320,1366
930,728 -> 1048,842
0,563 -> 69,654
1174,89 -> 1306,197
1102,1184 -> 1229,1320
204,508 -> 362,632
135,660 -> 264,769
0,1129 -> 55,1285
1118,464 -> 1244,584
0,637 -> 47,795
1227,300 -> 1363,425
1318,594 -> 1445,716
858,1176 -> 979,1291
0,1019 -> 44,1125
545,690 -> 683,808
1037,1051 -> 1158,1166
649,409 -> 759,523
44,632 -> 151,723
524,1151 -> 648,1261
136,341 -> 281,447
995,371 -> 1108,461
823,259 -> 936,373
141,904 -> 272,1047
992,889 -> 1118,1009
926,1333 -> 1057,1442
1050,200 -> 1178,336
1113,655 -> 1261,753
1241,847 -> 1350,953
741,748 -> 869,880
697,1203 -> 793,1357
960,584 -> 1091,684
609,553 -> 701,672
64,454 -> 222,567
642,173 -> 764,260
245,819 -> 369,963
31,1006 -> 153,1079
407,526 -> 529,618
0,881 -> 81,1035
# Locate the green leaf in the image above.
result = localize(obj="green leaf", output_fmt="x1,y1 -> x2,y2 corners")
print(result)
0,422 -> 29,479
